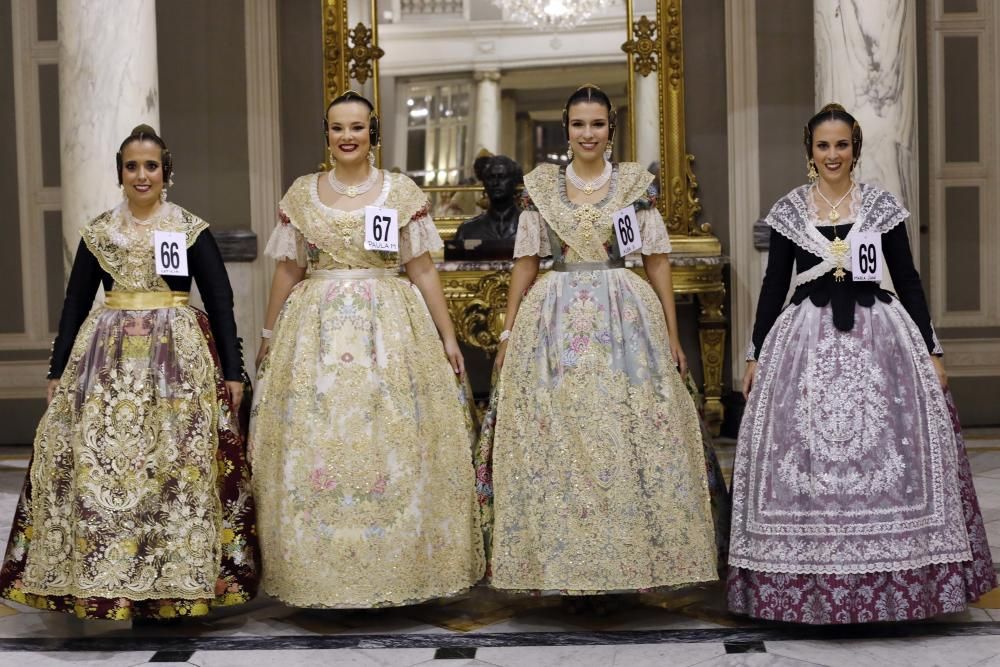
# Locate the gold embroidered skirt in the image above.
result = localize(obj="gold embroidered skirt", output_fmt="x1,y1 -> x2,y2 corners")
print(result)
250,273 -> 485,607
0,305 -> 259,619
488,269 -> 717,592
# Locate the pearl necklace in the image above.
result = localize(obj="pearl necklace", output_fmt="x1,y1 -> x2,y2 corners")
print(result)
566,160 -> 612,195
328,166 -> 379,198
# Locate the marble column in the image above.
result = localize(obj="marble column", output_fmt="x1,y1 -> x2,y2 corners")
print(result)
815,0 -> 919,262
474,69 -> 502,155
58,0 -> 159,266
634,72 -> 659,170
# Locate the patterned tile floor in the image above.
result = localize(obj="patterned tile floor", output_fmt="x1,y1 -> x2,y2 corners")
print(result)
1,432 -> 1000,666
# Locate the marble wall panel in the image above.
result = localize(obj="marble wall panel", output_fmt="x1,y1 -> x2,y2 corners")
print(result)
57,0 -> 159,264
0,4 -> 24,333
814,0 -> 918,250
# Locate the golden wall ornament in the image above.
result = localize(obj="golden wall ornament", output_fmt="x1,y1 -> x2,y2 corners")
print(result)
348,23 -> 384,85
621,15 -> 659,77
657,0 -> 707,238
322,0 -> 349,110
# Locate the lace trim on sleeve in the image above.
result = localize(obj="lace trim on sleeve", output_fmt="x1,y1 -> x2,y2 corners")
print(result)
263,213 -> 307,267
930,323 -> 944,356
513,210 -> 551,258
399,213 -> 443,264
638,207 -> 671,255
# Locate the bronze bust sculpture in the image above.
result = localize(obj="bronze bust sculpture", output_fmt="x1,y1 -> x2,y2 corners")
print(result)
453,155 -> 524,244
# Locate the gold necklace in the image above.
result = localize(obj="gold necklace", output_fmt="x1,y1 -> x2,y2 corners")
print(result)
814,182 -> 854,223
813,183 -> 854,282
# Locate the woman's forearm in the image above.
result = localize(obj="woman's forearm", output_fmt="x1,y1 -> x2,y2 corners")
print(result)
405,252 -> 457,341
503,255 -> 541,332
263,260 -> 306,330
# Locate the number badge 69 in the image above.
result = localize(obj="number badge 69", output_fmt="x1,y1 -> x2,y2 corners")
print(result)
850,232 -> 883,282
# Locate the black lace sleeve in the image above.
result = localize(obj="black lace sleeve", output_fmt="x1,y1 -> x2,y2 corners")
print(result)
188,230 -> 244,380
883,222 -> 941,355
48,239 -> 105,379
749,228 -> 796,360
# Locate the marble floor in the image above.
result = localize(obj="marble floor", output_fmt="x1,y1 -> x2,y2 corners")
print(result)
2,432 -> 1000,666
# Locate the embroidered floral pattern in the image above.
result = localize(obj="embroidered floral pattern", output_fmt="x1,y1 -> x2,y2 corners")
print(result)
0,208 -> 258,618
486,163 -> 717,593
271,172 -> 437,270
250,173 -> 484,608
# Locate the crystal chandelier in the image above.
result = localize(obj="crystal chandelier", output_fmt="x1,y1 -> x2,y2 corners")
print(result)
494,0 -> 617,31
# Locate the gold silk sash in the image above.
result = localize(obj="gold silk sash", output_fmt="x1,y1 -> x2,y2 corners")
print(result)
105,290 -> 190,310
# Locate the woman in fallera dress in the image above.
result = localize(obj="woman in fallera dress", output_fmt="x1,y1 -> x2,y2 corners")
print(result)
0,125 -> 259,620
480,85 -> 722,597
728,104 -> 996,623
250,91 -> 484,608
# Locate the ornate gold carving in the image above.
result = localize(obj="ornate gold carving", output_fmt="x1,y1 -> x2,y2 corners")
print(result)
348,22 -> 384,85
663,1 -> 683,90
656,0 -> 706,237
697,289 -> 726,436
621,15 -> 659,77
322,0 -> 349,111
444,271 -> 510,354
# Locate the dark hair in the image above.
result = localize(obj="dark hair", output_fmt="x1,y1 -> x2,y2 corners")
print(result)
562,84 -> 617,143
116,124 -> 172,186
804,103 -> 863,167
324,90 -> 380,147
473,154 -> 523,185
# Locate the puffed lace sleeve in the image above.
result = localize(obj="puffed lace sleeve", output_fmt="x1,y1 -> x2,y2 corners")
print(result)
263,211 -> 307,267
399,210 -> 443,264
512,196 -> 552,258
635,189 -> 671,255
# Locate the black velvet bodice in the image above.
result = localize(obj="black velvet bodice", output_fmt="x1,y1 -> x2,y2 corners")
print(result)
750,221 -> 938,360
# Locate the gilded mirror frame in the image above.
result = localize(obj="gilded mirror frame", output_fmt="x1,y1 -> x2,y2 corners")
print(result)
321,0 -> 716,251
321,0 -> 728,433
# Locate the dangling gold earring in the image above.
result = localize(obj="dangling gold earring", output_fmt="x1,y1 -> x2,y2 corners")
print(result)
807,158 -> 819,182
603,143 -> 612,161
328,146 -> 336,170
160,188 -> 168,203
119,184 -> 126,200
567,143 -> 574,161
367,147 -> 376,168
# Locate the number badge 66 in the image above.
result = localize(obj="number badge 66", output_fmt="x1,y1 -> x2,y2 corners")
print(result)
154,230 -> 189,276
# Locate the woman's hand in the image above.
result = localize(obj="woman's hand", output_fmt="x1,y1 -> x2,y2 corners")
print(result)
669,335 -> 688,377
225,380 -> 244,410
742,360 -> 758,400
255,339 -> 270,371
443,336 -> 465,375
46,379 -> 60,405
931,355 -> 948,389
494,339 -> 509,371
